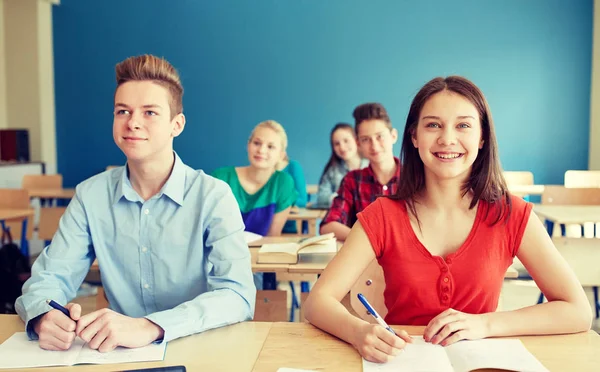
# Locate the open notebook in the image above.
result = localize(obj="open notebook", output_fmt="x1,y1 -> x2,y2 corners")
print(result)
363,336 -> 548,372
0,332 -> 166,369
257,233 -> 337,264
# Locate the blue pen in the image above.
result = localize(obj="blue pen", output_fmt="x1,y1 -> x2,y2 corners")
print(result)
46,299 -> 70,317
357,293 -> 396,335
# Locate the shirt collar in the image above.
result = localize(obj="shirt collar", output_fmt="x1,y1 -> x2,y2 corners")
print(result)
114,152 -> 186,206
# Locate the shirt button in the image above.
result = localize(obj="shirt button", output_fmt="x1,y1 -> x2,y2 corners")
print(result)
383,185 -> 388,191
142,247 -> 148,253
441,267 -> 448,273
144,209 -> 150,215
144,283 -> 150,289
443,295 -> 449,300
443,287 -> 449,292
443,277 -> 449,283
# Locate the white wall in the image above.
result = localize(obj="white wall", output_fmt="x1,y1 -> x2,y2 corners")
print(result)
37,0 -> 57,174
2,0 -> 57,174
590,0 -> 600,169
0,0 -> 7,129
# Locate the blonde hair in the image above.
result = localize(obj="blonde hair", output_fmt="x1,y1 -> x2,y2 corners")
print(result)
115,54 -> 183,119
249,120 -> 288,151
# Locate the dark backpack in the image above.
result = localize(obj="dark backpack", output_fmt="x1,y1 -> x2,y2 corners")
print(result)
0,228 -> 31,314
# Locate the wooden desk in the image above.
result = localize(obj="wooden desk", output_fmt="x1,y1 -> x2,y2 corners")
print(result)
252,322 -> 600,372
0,315 -> 271,372
534,205 -> 600,225
509,184 -> 545,197
0,208 -> 35,221
287,208 -> 326,236
91,241 -> 518,278
0,208 -> 34,256
27,188 -> 75,199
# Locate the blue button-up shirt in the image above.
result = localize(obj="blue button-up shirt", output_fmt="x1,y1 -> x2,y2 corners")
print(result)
16,153 -> 256,342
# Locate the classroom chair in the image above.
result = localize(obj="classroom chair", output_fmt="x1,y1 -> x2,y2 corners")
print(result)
37,207 -> 66,244
350,259 -> 387,322
552,237 -> 600,318
503,171 -> 534,201
254,290 -> 288,322
564,170 -> 600,188
0,188 -> 34,256
541,186 -> 600,237
564,170 -> 600,238
538,186 -> 600,312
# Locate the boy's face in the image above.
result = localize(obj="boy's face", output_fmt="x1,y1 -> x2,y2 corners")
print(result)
357,119 -> 398,165
113,81 -> 185,163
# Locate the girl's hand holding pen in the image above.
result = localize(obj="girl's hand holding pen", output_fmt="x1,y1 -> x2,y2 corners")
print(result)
33,301 -> 82,351
351,322 -> 413,363
352,293 -> 413,363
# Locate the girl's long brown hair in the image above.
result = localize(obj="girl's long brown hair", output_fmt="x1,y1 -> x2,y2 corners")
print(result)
391,76 -> 511,225
319,123 -> 354,184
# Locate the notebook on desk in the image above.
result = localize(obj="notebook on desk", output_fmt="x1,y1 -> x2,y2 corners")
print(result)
363,336 -> 548,372
0,332 -> 166,369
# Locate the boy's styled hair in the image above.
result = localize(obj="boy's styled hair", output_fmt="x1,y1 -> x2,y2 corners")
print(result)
115,55 -> 183,119
352,102 -> 392,134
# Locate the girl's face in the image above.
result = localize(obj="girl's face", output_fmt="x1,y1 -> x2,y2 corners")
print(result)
247,127 -> 284,170
412,90 -> 483,182
332,128 -> 358,161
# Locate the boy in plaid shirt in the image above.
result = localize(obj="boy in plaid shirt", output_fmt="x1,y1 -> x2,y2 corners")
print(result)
320,103 -> 400,241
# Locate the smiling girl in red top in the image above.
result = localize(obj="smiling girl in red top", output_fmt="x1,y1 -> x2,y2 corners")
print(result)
305,76 -> 592,363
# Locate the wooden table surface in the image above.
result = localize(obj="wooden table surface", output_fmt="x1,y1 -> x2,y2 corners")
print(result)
27,188 -> 76,199
0,208 -> 34,221
0,315 -> 270,372
4,317 -> 597,372
534,205 -> 600,224
252,322 -> 600,372
509,184 -> 545,196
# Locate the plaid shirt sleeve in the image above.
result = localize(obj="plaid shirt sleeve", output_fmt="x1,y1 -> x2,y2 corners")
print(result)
321,172 -> 357,227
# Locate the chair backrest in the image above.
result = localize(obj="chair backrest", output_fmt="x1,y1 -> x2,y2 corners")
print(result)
564,170 -> 600,188
553,237 -> 600,286
350,259 -> 387,322
22,174 -> 62,190
38,207 -> 67,241
0,189 -> 34,239
254,290 -> 288,322
542,185 -> 600,205
503,171 -> 534,186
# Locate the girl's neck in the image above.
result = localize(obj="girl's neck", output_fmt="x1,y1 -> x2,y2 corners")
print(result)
244,165 -> 275,185
417,172 -> 472,212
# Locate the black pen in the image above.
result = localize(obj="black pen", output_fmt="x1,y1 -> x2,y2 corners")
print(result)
46,299 -> 70,317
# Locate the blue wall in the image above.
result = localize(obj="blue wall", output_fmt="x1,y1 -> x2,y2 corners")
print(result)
53,0 -> 593,187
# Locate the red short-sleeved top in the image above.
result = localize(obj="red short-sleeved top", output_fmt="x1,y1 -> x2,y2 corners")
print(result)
356,194 -> 532,325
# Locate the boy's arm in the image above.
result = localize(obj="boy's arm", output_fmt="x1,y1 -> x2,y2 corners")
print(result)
144,186 -> 256,342
15,188 -> 96,339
